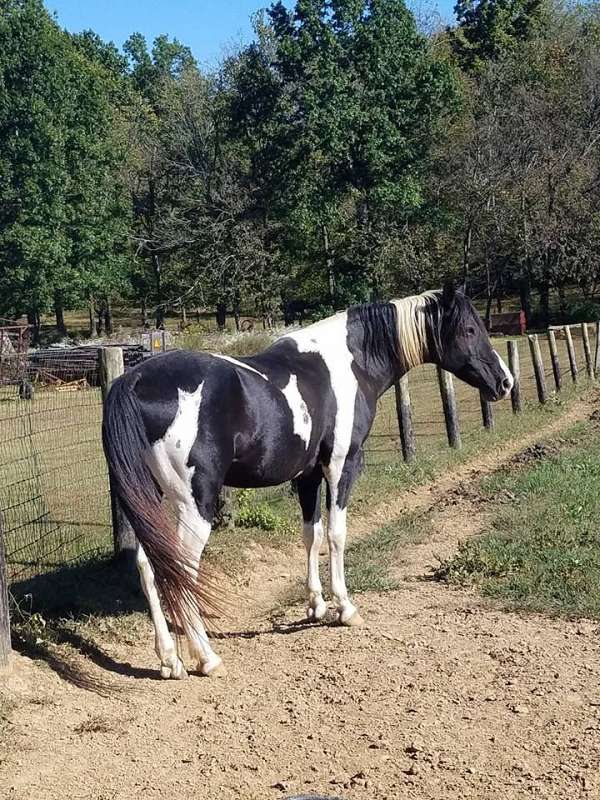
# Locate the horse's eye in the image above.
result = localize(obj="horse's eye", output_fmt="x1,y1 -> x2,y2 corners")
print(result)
467,326 -> 476,336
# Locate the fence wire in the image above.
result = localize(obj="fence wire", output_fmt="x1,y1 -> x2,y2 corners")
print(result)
1,357 -> 112,583
0,329 -> 595,584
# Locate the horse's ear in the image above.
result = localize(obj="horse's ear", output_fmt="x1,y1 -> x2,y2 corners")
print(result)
442,281 -> 457,308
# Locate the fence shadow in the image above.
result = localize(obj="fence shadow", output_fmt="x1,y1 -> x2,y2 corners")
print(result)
10,553 -> 143,620
9,555 -> 156,689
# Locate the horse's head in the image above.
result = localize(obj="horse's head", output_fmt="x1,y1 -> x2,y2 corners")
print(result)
431,284 -> 513,402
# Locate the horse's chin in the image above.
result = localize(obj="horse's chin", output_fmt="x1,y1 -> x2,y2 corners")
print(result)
480,387 -> 506,403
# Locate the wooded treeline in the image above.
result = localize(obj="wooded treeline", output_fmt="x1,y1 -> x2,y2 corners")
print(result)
1,0 -> 599,339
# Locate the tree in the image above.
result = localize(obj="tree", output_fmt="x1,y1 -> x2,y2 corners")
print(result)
0,1 -> 129,338
229,0 -> 459,307
450,0 -> 544,71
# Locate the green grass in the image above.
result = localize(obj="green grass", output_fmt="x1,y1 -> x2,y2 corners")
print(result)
435,417 -> 600,617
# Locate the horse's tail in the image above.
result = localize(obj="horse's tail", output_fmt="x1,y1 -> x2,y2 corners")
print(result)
102,371 -> 227,630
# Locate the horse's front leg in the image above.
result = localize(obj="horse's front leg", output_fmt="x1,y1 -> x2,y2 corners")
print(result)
297,469 -> 327,621
325,456 -> 363,627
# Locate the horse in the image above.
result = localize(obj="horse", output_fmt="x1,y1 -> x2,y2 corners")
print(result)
102,284 -> 513,679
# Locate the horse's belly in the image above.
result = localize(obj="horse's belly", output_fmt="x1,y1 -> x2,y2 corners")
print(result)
224,443 -> 318,488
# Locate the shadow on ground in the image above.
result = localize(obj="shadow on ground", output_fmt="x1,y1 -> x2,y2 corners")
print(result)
9,554 -> 148,691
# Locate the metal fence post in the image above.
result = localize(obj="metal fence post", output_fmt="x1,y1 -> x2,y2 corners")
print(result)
507,340 -> 523,413
394,374 -> 415,462
0,514 -> 11,669
437,367 -> 461,449
99,348 -> 137,560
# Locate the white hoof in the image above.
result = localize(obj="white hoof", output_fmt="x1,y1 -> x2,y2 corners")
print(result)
307,596 -> 327,621
339,609 -> 364,627
159,657 -> 188,680
200,656 -> 227,678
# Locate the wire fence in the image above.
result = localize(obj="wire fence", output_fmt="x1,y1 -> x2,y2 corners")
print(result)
0,327 -> 596,585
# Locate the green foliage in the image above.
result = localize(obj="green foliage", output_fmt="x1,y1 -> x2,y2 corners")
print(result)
435,421 -> 600,617
236,488 -> 292,534
0,0 -> 599,332
450,0 -> 544,71
229,0 -> 460,305
0,0 -> 129,333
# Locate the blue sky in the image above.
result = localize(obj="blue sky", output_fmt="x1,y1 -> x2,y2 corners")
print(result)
45,1 -> 455,68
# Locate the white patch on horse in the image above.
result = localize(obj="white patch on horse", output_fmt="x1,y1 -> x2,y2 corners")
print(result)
494,349 -> 514,397
147,382 -> 203,503
283,312 -> 357,472
211,354 -> 268,380
146,382 -> 223,675
281,374 -> 312,448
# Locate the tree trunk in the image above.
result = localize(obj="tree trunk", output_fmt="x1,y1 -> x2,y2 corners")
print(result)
88,295 -> 97,338
141,298 -> 148,329
233,294 -> 241,332
54,294 -> 67,337
97,304 -> 104,336
539,279 -> 550,328
216,302 -> 227,331
180,305 -> 187,328
519,266 -> 532,324
153,254 -> 165,328
104,297 -> 113,335
484,250 -> 493,329
496,271 -> 503,314
462,222 -> 472,290
27,309 -> 41,345
322,224 -> 335,306
558,285 -> 567,320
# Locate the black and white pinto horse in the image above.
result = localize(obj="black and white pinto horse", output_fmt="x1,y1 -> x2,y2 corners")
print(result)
103,286 -> 513,679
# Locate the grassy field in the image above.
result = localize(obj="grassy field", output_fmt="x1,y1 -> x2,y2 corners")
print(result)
435,417 -> 600,617
0,328 -> 594,590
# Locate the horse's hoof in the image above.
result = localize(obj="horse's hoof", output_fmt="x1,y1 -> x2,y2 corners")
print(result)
307,599 -> 327,621
341,610 -> 364,627
201,658 -> 227,678
160,659 -> 188,680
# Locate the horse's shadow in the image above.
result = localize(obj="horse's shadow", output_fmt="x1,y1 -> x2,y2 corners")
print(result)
10,556 -> 316,688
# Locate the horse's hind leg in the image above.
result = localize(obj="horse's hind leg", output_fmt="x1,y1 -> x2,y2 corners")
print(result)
176,486 -> 224,677
136,543 -> 187,679
297,469 -> 327,621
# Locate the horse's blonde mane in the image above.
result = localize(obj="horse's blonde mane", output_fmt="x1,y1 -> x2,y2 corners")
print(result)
391,291 -> 438,370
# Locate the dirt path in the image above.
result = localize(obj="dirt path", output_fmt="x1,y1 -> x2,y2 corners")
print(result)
2,397 -> 600,800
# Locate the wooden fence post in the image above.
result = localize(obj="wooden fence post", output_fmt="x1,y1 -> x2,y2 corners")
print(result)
581,323 -> 594,380
437,367 -> 461,449
547,329 -> 562,392
0,514 -> 11,669
394,374 -> 415,462
528,334 -> 547,404
507,340 -> 523,413
99,348 -> 137,560
564,325 -> 578,383
479,391 -> 494,430
595,322 -> 600,375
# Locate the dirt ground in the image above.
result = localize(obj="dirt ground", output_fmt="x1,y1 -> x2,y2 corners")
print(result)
2,398 -> 600,800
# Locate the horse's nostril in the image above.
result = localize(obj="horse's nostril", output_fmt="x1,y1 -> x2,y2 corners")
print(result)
502,377 -> 512,392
